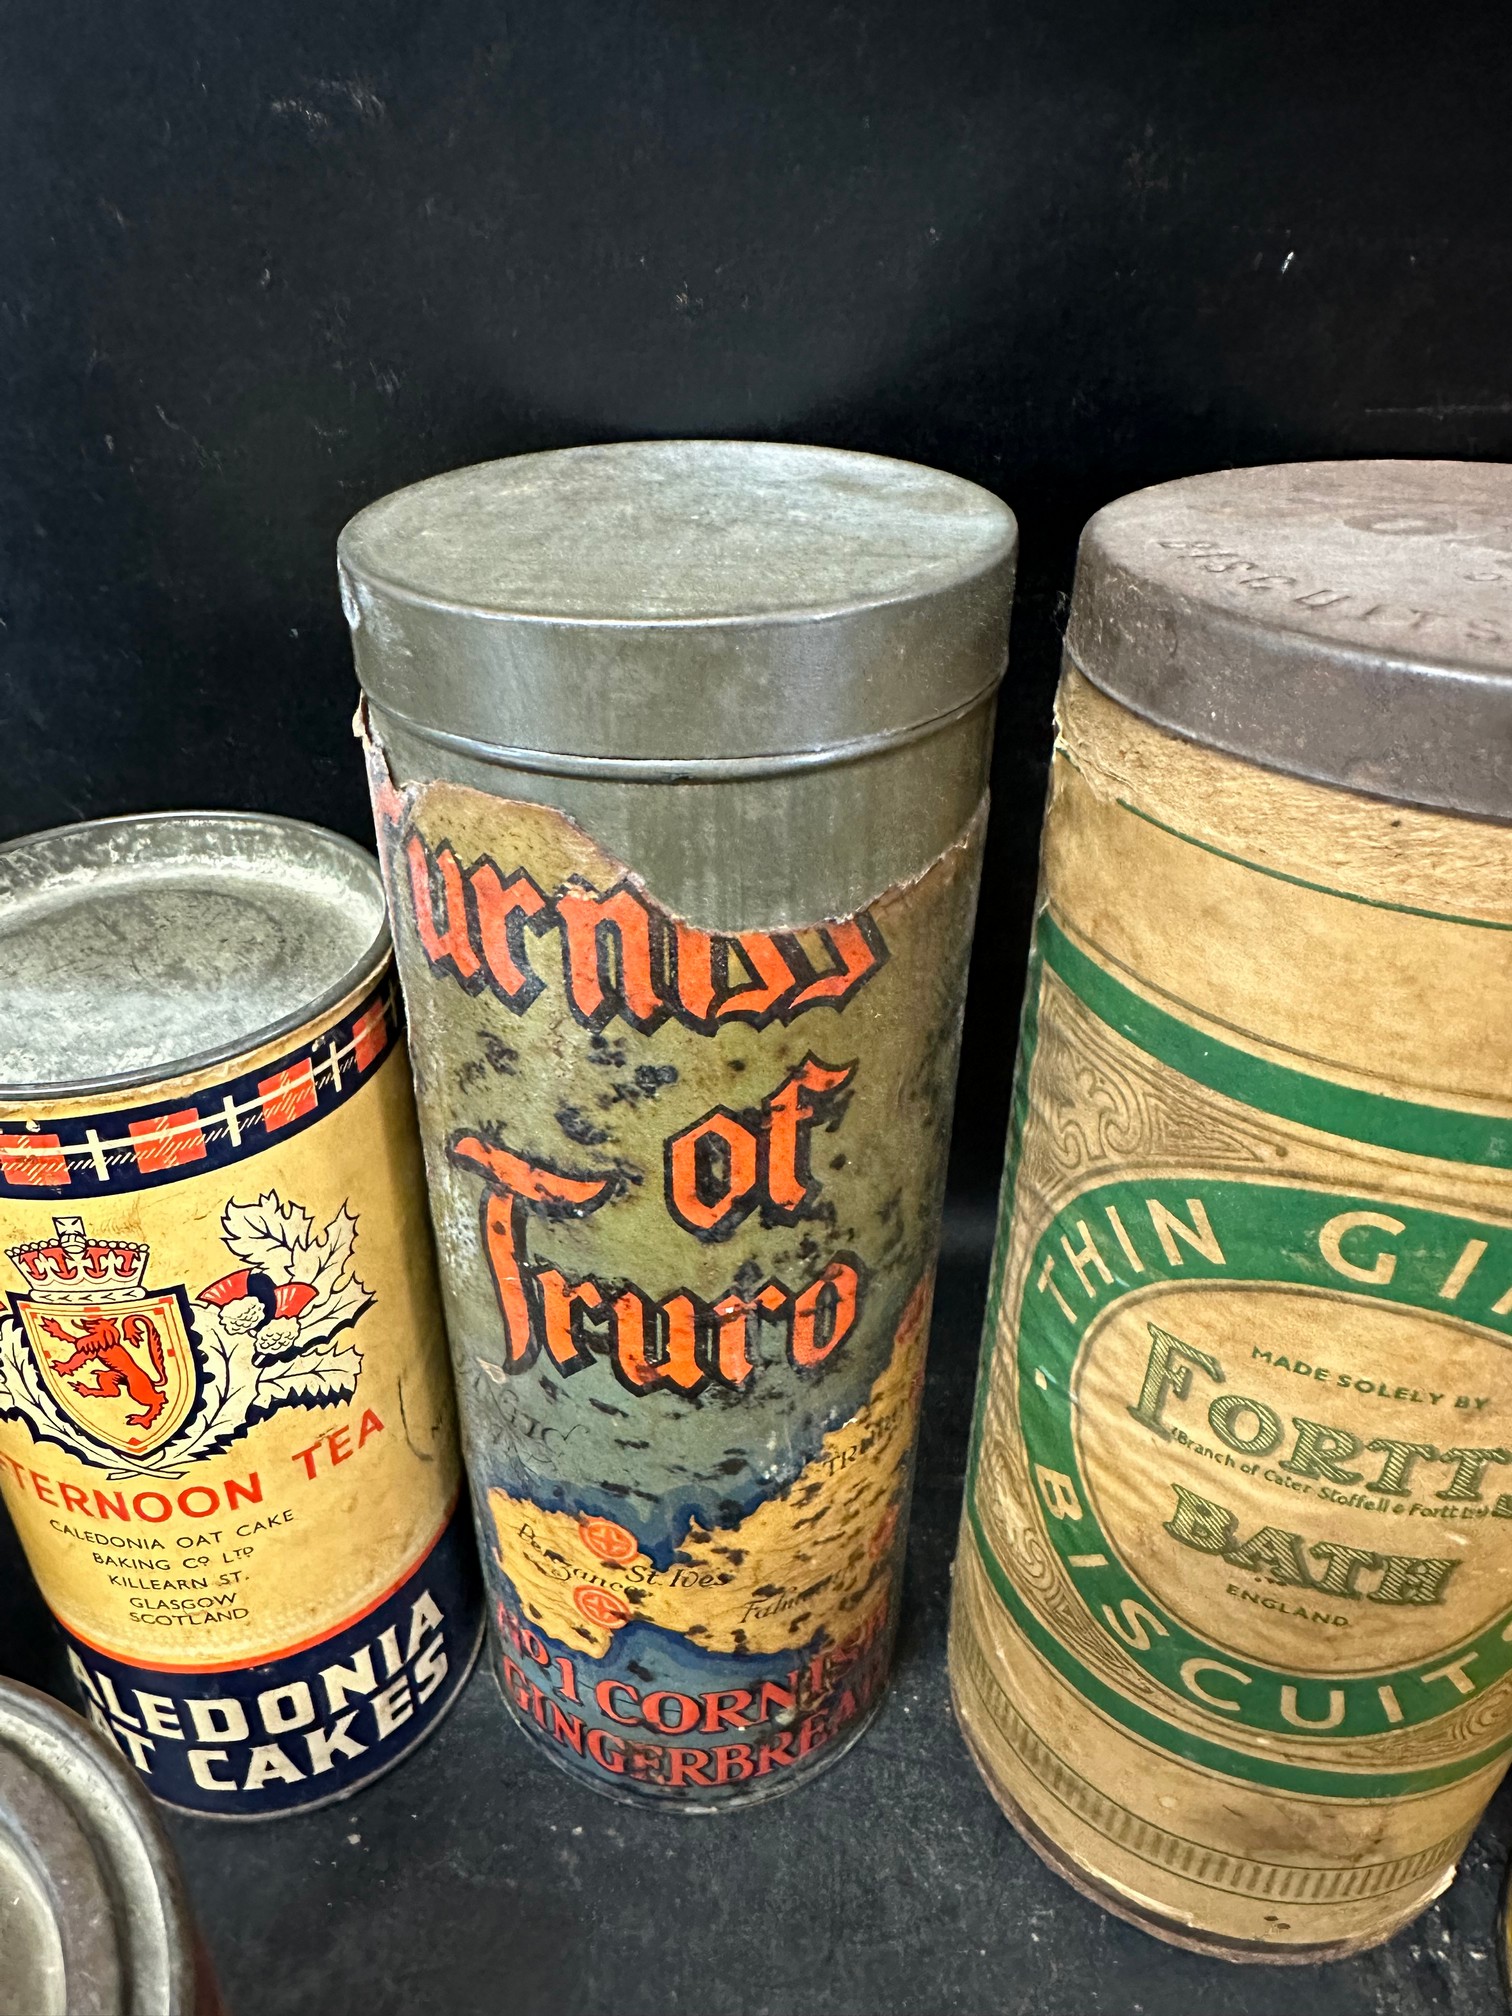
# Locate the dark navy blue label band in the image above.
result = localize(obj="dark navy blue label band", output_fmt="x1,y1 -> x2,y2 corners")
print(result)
63,1497 -> 481,1816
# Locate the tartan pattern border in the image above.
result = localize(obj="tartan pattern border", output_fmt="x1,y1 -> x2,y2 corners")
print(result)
0,980 -> 400,1198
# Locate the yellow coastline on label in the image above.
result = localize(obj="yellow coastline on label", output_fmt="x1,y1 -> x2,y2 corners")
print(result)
0,978 -> 461,1674
490,1276 -> 931,1661
952,668 -> 1512,1954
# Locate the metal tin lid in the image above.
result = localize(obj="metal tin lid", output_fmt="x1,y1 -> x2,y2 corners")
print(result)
0,813 -> 389,1099
338,440 -> 1017,779
1064,460 -> 1512,817
0,1679 -> 203,2016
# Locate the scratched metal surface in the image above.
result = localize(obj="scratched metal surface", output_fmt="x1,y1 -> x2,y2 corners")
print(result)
2,1221 -> 1508,2015
0,814 -> 387,1095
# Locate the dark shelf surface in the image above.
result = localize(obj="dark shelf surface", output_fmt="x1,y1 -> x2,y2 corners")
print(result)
4,1227 -> 1510,2015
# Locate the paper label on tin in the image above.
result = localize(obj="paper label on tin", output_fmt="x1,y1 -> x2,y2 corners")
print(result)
954,674 -> 1512,1945
0,980 -> 480,1815
366,733 -> 982,1799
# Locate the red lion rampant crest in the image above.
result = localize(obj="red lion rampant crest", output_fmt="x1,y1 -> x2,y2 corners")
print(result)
39,1310 -> 169,1432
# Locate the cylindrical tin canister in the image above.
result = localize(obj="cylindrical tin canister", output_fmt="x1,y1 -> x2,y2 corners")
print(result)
340,441 -> 1016,1806
0,814 -> 481,1818
0,1676 -> 221,2014
951,460 -> 1512,1958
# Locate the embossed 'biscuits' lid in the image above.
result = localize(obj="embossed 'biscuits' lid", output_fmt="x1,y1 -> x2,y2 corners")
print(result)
0,813 -> 388,1097
1064,461 -> 1512,817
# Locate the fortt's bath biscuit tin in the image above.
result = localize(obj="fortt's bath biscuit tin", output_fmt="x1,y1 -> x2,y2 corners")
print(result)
952,461 -> 1512,1958
340,441 -> 1017,1806
0,812 -> 481,1817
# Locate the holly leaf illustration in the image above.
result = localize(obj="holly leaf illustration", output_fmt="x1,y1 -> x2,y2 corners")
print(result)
305,1278 -> 373,1345
293,1203 -> 374,1346
300,1203 -> 358,1295
254,1342 -> 363,1410
220,1192 -> 316,1282
0,1313 -> 54,1435
0,1314 -> 26,1413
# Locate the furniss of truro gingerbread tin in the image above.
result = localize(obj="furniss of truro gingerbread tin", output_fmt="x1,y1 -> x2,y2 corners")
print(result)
340,441 -> 1017,1806
0,813 -> 481,1818
951,460 -> 1512,1958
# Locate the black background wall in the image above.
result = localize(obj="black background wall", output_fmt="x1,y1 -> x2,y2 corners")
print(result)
4,0 -> 1511,1201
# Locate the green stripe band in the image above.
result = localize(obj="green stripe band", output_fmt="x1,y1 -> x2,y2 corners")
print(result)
1040,915 -> 1512,1171
963,1499 -> 1512,1798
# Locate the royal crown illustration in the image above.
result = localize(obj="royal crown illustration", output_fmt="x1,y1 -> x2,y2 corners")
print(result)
7,1216 -> 150,1302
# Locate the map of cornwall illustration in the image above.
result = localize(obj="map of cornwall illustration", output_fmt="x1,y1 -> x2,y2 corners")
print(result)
489,1278 -> 930,1659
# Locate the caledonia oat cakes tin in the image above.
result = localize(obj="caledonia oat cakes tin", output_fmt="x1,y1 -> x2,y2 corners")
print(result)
0,812 -> 481,1817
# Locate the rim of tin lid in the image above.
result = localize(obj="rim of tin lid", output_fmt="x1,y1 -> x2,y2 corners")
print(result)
338,440 -> 1017,778
0,810 -> 391,1101
1063,459 -> 1512,818
0,1679 -> 199,2016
